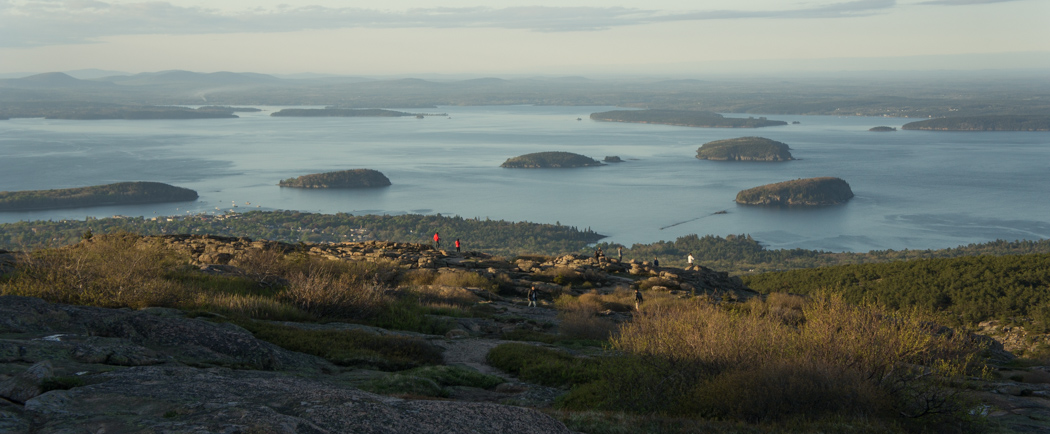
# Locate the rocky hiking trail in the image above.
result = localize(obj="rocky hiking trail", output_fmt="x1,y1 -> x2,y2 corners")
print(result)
3,235 -> 1050,432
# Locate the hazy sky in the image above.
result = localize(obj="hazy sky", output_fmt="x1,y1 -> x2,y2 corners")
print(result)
1,0 -> 1047,76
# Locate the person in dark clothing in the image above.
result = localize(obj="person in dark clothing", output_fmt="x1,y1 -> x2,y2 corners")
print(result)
653,258 -> 659,267
528,286 -> 539,307
455,239 -> 461,252
635,288 -> 643,311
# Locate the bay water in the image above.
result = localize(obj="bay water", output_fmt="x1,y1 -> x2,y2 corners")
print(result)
1,105 -> 1047,252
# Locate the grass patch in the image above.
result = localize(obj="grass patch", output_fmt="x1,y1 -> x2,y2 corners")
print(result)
232,319 -> 443,371
362,365 -> 504,398
549,410 -> 909,434
487,342 -> 601,388
39,376 -> 86,392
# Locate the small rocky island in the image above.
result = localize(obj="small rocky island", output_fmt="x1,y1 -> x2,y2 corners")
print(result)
500,152 -> 603,168
590,109 -> 787,128
279,169 -> 392,188
0,182 -> 198,211
869,126 -> 897,132
603,156 -> 623,163
735,177 -> 854,206
696,137 -> 794,161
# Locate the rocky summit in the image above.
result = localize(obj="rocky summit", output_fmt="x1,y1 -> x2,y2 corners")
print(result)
0,235 -> 756,433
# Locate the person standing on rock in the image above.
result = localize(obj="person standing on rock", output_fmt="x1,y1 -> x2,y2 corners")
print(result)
617,246 -> 623,261
687,254 -> 694,265
653,257 -> 659,268
635,288 -> 643,311
528,286 -> 539,307
433,232 -> 440,248
455,239 -> 461,252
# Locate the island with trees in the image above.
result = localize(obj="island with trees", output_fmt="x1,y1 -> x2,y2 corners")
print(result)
735,177 -> 854,206
901,115 -> 1050,131
696,137 -> 794,161
279,169 -> 392,188
590,109 -> 788,128
869,126 -> 896,132
0,102 -> 239,120
500,152 -> 603,168
0,182 -> 198,211
270,108 -> 430,118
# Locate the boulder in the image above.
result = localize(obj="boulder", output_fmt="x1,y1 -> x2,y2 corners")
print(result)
0,360 -> 53,403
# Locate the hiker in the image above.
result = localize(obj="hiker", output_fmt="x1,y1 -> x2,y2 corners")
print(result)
597,247 -> 605,264
635,288 -> 643,311
617,246 -> 622,261
653,257 -> 659,268
433,232 -> 440,248
528,286 -> 539,307
687,254 -> 694,265
455,238 -> 461,252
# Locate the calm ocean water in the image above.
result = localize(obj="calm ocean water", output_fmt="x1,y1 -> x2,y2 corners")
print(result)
1,105 -> 1048,252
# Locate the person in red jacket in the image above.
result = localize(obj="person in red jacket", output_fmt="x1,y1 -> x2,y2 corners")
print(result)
433,232 -> 440,248
455,239 -> 461,252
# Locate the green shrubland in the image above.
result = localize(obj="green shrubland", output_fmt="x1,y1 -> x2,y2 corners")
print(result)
493,294 -> 986,431
742,253 -> 1050,327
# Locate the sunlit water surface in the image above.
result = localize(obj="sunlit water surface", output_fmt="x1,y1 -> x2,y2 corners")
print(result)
1,105 -> 1048,252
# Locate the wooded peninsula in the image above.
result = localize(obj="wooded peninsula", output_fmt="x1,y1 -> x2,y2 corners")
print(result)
590,109 -> 788,128
0,102 -> 239,120
270,108 -> 417,117
0,182 -> 198,211
279,169 -> 392,188
901,115 -> 1050,131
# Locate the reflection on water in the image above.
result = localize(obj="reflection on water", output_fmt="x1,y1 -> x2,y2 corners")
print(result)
1,106 -> 1048,252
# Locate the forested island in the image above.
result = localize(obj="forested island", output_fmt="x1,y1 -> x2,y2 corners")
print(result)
500,152 -> 603,168
735,177 -> 854,206
869,126 -> 896,132
696,137 -> 794,161
270,108 -> 418,117
279,169 -> 392,188
0,102 -> 239,120
0,182 -> 198,211
590,109 -> 788,128
901,115 -> 1050,131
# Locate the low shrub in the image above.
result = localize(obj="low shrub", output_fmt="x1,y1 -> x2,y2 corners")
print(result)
368,297 -> 455,335
192,293 -> 311,322
560,295 -> 988,429
1,233 -> 193,308
558,309 -> 619,341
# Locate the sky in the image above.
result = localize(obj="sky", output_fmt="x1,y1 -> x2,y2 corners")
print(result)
0,0 -> 1048,76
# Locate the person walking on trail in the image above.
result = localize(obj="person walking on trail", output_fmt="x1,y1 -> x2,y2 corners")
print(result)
455,239 -> 461,252
635,288 -> 643,311
433,232 -> 440,248
687,254 -> 694,265
528,286 -> 539,307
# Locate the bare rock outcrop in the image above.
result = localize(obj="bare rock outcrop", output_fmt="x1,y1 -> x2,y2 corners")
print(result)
0,295 -> 332,373
23,366 -> 573,433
